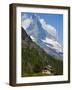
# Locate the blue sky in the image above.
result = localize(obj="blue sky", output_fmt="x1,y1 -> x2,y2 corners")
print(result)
21,12 -> 63,45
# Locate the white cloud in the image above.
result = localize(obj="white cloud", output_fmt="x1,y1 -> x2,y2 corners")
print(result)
21,18 -> 32,30
40,19 -> 57,38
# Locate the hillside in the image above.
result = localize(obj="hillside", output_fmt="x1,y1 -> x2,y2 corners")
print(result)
21,27 -> 63,77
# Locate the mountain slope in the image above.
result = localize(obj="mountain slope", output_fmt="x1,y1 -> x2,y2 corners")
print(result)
21,27 -> 63,77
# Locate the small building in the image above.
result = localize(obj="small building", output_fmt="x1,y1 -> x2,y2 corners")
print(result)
42,68 -> 52,75
42,65 -> 54,75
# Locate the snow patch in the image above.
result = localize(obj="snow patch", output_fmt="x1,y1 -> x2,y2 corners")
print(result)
42,37 -> 63,53
30,36 -> 36,42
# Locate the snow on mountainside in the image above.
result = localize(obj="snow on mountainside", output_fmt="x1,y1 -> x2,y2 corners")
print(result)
21,14 -> 63,60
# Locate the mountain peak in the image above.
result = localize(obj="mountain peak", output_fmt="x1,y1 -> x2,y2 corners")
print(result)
32,14 -> 39,20
22,14 -> 63,59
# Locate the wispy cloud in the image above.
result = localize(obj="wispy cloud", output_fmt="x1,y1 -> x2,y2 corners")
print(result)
21,18 -> 32,30
40,19 -> 57,38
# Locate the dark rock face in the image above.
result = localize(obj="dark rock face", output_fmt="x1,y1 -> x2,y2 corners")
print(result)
21,27 -> 32,41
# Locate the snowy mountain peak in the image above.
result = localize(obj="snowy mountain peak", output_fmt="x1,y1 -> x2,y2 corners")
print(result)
22,14 -> 63,60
